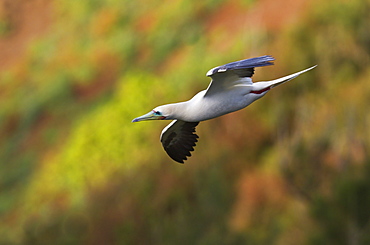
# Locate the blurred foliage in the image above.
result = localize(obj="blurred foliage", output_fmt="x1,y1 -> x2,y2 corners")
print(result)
0,0 -> 369,244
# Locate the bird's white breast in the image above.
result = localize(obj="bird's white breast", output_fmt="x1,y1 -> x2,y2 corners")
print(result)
178,86 -> 261,122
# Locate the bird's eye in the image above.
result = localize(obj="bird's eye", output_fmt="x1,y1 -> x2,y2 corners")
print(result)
153,111 -> 161,115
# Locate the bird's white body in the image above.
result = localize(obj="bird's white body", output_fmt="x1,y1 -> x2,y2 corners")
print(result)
165,81 -> 259,122
155,65 -> 316,122
132,55 -> 316,163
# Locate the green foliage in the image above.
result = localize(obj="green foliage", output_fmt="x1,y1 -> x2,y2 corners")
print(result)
309,164 -> 370,244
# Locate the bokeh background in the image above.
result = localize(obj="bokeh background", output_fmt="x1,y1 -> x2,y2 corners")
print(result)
0,0 -> 369,244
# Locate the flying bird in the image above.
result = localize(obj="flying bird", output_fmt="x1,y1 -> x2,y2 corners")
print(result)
132,55 -> 316,163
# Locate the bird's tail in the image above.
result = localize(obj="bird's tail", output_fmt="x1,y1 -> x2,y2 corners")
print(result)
270,65 -> 317,88
252,65 -> 317,91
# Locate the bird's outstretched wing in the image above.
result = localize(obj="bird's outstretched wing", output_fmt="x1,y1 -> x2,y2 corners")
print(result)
204,55 -> 275,97
160,120 -> 199,163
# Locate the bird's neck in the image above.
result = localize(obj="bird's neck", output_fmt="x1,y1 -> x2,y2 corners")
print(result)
166,101 -> 192,121
164,91 -> 206,122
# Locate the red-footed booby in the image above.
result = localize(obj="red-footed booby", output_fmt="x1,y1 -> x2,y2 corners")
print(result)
132,56 -> 316,163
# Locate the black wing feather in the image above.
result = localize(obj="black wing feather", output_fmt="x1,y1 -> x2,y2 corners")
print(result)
207,55 -> 275,78
160,120 -> 199,163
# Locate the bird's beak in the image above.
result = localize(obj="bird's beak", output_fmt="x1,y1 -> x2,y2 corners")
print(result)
132,111 -> 164,122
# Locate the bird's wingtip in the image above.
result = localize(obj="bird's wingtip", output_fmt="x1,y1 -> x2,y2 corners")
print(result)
206,55 -> 275,77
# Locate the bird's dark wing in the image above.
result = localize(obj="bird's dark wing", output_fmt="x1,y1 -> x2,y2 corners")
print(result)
204,55 -> 275,97
206,55 -> 275,77
160,120 -> 199,163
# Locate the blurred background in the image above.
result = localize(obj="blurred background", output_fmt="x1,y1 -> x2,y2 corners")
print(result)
0,0 -> 369,244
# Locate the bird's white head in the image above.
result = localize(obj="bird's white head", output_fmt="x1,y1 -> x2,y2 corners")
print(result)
132,105 -> 174,122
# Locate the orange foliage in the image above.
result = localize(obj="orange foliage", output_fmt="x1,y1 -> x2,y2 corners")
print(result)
0,0 -> 53,70
135,11 -> 158,33
90,8 -> 119,37
230,170 -> 288,231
